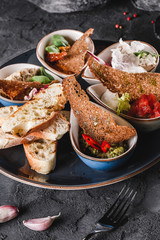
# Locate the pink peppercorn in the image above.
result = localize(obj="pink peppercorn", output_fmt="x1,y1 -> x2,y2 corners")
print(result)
115,24 -> 119,29
123,12 -> 127,15
151,20 -> 155,24
133,14 -> 137,18
127,17 -> 131,21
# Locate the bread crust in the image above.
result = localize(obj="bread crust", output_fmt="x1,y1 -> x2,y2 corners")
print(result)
2,83 -> 67,136
23,140 -> 57,174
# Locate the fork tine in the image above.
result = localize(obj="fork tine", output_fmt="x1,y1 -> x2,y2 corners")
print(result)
103,185 -> 127,216
98,185 -> 127,223
111,188 -> 133,221
107,186 -> 131,219
115,191 -> 137,224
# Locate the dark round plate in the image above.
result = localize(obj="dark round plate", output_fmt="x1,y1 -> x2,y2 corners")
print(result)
0,42 -> 160,190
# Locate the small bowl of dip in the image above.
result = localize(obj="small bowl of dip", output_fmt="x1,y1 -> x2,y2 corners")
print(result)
0,63 -> 62,106
82,39 -> 159,85
36,29 -> 95,78
70,107 -> 137,171
87,84 -> 160,132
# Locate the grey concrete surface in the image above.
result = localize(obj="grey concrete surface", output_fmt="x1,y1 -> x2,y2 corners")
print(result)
0,0 -> 160,239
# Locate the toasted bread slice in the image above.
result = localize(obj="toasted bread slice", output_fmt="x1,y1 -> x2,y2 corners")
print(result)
54,28 -> 94,75
29,112 -> 69,140
0,128 -> 36,149
0,106 -> 19,126
0,107 -> 69,149
2,83 -> 66,137
23,139 -> 57,174
0,79 -> 46,100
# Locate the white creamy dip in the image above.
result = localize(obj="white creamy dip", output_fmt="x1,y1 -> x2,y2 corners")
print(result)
101,90 -> 118,110
111,39 -> 157,73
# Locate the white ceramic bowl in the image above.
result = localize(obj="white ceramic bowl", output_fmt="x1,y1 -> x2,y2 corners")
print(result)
87,84 -> 160,132
36,29 -> 95,78
82,40 -> 159,85
70,107 -> 137,171
0,63 -> 62,106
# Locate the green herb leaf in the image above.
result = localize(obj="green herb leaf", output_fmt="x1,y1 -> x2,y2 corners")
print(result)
45,45 -> 60,53
52,35 -> 69,47
40,67 -> 54,81
134,50 -> 159,59
30,76 -> 52,84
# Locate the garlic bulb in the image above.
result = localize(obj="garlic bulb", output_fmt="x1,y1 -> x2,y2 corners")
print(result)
0,205 -> 19,223
23,212 -> 61,231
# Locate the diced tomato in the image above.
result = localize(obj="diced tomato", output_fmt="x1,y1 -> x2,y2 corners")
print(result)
129,94 -> 160,119
147,94 -> 157,109
46,51 -> 67,62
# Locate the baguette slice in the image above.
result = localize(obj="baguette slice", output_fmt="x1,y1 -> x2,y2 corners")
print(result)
29,112 -> 69,140
0,128 -> 36,149
0,106 -> 19,126
0,107 -> 69,149
2,83 -> 66,137
23,139 -> 57,174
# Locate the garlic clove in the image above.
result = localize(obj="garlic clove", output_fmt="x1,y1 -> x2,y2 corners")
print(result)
0,205 -> 19,223
23,212 -> 61,231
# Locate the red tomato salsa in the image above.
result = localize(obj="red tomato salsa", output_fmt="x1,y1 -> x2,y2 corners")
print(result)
128,94 -> 160,118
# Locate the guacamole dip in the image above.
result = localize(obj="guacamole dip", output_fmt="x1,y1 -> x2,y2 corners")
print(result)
79,129 -> 128,159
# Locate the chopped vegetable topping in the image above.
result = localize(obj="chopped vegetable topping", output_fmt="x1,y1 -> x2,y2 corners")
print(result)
45,35 -> 69,63
117,93 -> 131,115
101,141 -> 111,153
82,134 -> 101,151
128,94 -> 160,118
134,50 -> 158,59
80,130 -> 128,158
24,88 -> 38,101
46,52 -> 67,62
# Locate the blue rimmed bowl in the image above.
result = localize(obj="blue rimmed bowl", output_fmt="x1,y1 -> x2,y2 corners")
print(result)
0,63 -> 62,107
69,106 -> 138,171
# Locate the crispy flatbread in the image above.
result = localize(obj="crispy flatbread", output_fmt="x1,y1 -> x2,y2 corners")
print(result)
63,76 -> 136,144
54,28 -> 94,75
88,56 -> 160,101
0,80 -> 59,100
0,80 -> 44,100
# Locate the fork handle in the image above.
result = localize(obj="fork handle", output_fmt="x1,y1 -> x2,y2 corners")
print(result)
95,222 -> 114,232
83,223 -> 113,240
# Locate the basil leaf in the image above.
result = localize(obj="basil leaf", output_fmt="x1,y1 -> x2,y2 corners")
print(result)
134,50 -> 158,59
134,52 -> 139,56
40,67 -> 54,81
45,45 -> 60,53
52,35 -> 69,47
30,76 -> 51,84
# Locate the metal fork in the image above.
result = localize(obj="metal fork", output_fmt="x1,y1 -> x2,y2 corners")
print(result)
83,185 -> 137,240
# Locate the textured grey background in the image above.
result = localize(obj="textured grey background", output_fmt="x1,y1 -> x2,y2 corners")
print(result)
0,0 -> 160,239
